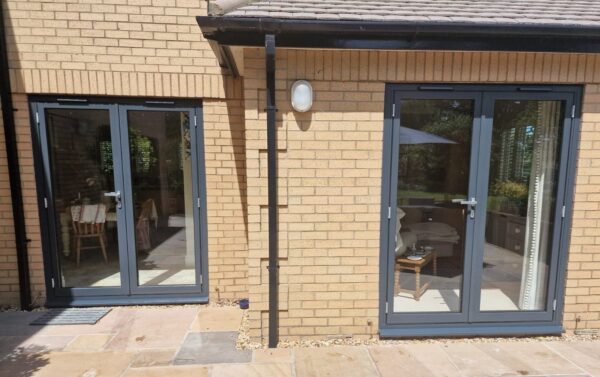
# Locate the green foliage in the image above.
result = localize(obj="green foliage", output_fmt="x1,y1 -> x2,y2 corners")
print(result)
129,127 -> 157,174
489,180 -> 529,215
491,180 -> 528,201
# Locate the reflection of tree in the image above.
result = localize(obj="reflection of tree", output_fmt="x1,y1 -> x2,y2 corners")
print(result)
98,127 -> 157,176
164,112 -> 188,192
398,100 -> 472,199
488,101 -> 537,216
129,127 -> 157,174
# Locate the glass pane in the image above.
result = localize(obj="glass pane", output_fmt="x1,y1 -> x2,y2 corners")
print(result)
127,110 -> 197,286
392,99 -> 473,313
481,100 -> 563,311
46,108 -> 121,287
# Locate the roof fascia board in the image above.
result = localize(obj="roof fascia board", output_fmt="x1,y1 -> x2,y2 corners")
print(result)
197,16 -> 600,53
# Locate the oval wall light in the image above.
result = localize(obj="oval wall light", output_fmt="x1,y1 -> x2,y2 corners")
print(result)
291,80 -> 313,112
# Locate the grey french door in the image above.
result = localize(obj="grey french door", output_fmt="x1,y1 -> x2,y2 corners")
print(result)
381,85 -> 580,333
32,98 -> 207,303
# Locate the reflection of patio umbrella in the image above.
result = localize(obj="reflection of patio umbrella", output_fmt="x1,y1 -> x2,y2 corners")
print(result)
399,126 -> 457,144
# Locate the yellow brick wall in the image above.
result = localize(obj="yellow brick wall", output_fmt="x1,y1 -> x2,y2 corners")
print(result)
11,94 -> 45,306
0,0 -> 249,306
0,99 -> 21,308
243,49 -> 600,342
568,85 -> 600,330
3,0 -> 233,99
204,96 -> 249,299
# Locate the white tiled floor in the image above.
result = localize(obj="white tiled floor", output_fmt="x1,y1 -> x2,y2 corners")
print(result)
393,243 -> 546,313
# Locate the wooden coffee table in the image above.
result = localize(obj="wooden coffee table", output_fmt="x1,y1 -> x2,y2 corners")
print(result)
396,251 -> 437,300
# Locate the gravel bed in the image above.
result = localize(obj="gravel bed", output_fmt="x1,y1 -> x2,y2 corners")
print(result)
234,309 -> 599,350
273,333 -> 599,349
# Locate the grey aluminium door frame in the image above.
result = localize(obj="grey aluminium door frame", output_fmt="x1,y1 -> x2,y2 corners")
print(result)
468,90 -> 577,323
118,105 -> 207,295
379,84 -> 582,336
384,88 -> 484,325
31,101 -> 130,298
30,96 -> 209,305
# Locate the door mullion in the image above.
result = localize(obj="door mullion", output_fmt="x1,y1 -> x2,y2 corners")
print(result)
466,93 -> 495,321
190,108 -> 202,286
111,104 -> 134,294
386,95 -> 402,318
35,103 -> 62,296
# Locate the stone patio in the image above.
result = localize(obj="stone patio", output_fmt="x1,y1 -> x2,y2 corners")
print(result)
0,305 -> 598,376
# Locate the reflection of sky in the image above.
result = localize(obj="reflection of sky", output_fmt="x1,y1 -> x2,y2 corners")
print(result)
525,125 -> 535,135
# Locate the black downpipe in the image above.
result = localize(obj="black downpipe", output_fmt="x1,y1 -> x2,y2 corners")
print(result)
265,34 -> 279,348
0,4 -> 32,310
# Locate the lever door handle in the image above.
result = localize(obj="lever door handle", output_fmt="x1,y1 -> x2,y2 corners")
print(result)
452,198 -> 477,206
103,191 -> 122,209
452,197 -> 477,218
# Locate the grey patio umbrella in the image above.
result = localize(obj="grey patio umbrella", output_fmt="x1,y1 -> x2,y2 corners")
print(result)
399,126 -> 457,144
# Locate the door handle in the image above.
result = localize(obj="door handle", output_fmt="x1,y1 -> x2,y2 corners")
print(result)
452,198 -> 477,206
104,191 -> 122,209
452,197 -> 477,218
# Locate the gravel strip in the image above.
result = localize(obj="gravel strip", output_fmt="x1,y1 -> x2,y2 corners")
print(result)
234,310 -> 599,349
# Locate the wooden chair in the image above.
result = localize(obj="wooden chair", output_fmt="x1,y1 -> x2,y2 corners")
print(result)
135,199 -> 157,253
71,205 -> 108,267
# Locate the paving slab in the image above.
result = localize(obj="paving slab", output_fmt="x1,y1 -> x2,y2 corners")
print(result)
545,341 -> 600,376
191,307 -> 244,332
121,365 -> 210,377
388,343 -> 463,377
0,335 -> 75,362
0,351 -> 133,377
211,362 -> 293,377
130,349 -> 177,368
294,346 -> 379,377
253,348 -> 292,363
174,331 -> 252,365
369,344 -> 462,377
63,334 -> 114,352
18,335 -> 75,353
0,312 -> 48,337
476,342 -> 586,376
439,343 -> 519,377
0,348 -> 51,377
0,336 -> 27,360
105,307 -> 198,350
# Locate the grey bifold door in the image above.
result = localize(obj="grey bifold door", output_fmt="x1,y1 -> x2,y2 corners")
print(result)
383,85 -> 578,329
32,100 -> 207,301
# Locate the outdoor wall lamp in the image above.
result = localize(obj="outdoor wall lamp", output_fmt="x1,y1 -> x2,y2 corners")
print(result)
291,80 -> 313,112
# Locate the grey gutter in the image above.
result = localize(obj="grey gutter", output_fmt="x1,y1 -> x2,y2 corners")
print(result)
197,16 -> 600,53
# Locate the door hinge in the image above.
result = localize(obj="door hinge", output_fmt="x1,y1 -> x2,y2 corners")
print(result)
553,299 -> 557,311
197,197 -> 201,208
562,205 -> 566,218
43,197 -> 48,209
194,115 -> 197,127
385,302 -> 389,314
571,105 -> 576,119
35,112 -> 40,125
391,104 -> 396,118
199,275 -> 203,285
387,207 -> 391,219
51,278 -> 55,288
